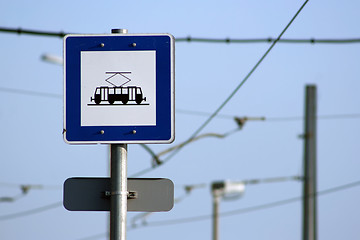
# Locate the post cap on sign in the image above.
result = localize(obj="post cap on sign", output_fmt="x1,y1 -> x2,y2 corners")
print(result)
112,29 -> 128,34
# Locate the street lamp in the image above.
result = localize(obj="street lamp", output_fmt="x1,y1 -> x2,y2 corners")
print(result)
41,53 -> 63,65
211,181 -> 246,240
210,176 -> 301,240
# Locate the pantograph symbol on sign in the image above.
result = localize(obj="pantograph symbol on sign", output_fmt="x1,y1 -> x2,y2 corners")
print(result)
89,71 -> 148,106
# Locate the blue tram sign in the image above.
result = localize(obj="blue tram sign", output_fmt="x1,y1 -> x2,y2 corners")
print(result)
64,34 -> 174,144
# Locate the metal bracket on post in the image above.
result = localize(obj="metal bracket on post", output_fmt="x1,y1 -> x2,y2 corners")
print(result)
104,191 -> 138,200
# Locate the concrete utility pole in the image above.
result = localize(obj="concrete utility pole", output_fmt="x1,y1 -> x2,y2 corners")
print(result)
212,189 -> 221,240
302,85 -> 317,240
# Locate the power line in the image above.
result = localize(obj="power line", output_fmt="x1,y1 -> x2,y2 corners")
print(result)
0,201 -> 62,221
75,175 -> 301,239
139,128 -> 240,167
0,182 -> 61,203
0,194 -> 26,203
1,26 -> 360,44
176,176 -> 300,191
0,175 -> 298,222
0,87 -> 61,99
0,182 -> 62,190
133,110 -> 360,177
132,128 -> 241,177
132,1 -> 359,176
266,114 -> 360,121
75,233 -> 107,240
140,179 -> 360,227
176,109 -> 245,119
134,0 -> 309,176
132,175 -> 301,227
76,179 -> 360,240
2,85 -> 359,122
1,85 -> 359,123
176,109 -> 360,121
0,26 -> 66,38
187,0 -> 309,140
176,37 -> 360,44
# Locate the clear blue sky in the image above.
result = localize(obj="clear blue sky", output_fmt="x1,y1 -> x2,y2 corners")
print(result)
1,1 -> 360,240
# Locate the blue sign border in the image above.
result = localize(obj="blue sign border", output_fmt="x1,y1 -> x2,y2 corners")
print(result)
64,34 -> 174,144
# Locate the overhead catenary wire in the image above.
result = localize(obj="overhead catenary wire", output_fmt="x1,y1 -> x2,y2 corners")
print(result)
184,0 -> 309,140
75,179 -> 360,240
0,1 -> 352,227
132,128 -> 241,177
0,194 -> 26,203
176,109 -> 360,121
0,182 -> 62,190
2,82 -> 358,175
75,233 -> 108,240
132,117 -> 290,176
1,26 -> 360,45
0,175 -> 299,221
131,175 -> 301,227
1,85 -> 359,123
0,201 -> 62,221
176,37 -> 360,44
136,179 -> 360,228
2,82 -> 359,176
1,86 -> 360,123
0,86 -> 62,99
132,0 -> 310,177
0,182 -> 62,203
131,182 -> 209,228
0,26 -> 67,38
0,3 -> 357,240
138,128 -> 240,170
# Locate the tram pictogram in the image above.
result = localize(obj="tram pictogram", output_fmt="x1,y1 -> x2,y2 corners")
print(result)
88,72 -> 147,105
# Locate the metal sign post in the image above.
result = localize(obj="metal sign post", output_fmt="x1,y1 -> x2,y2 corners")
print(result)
110,144 -> 127,240
110,29 -> 128,240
